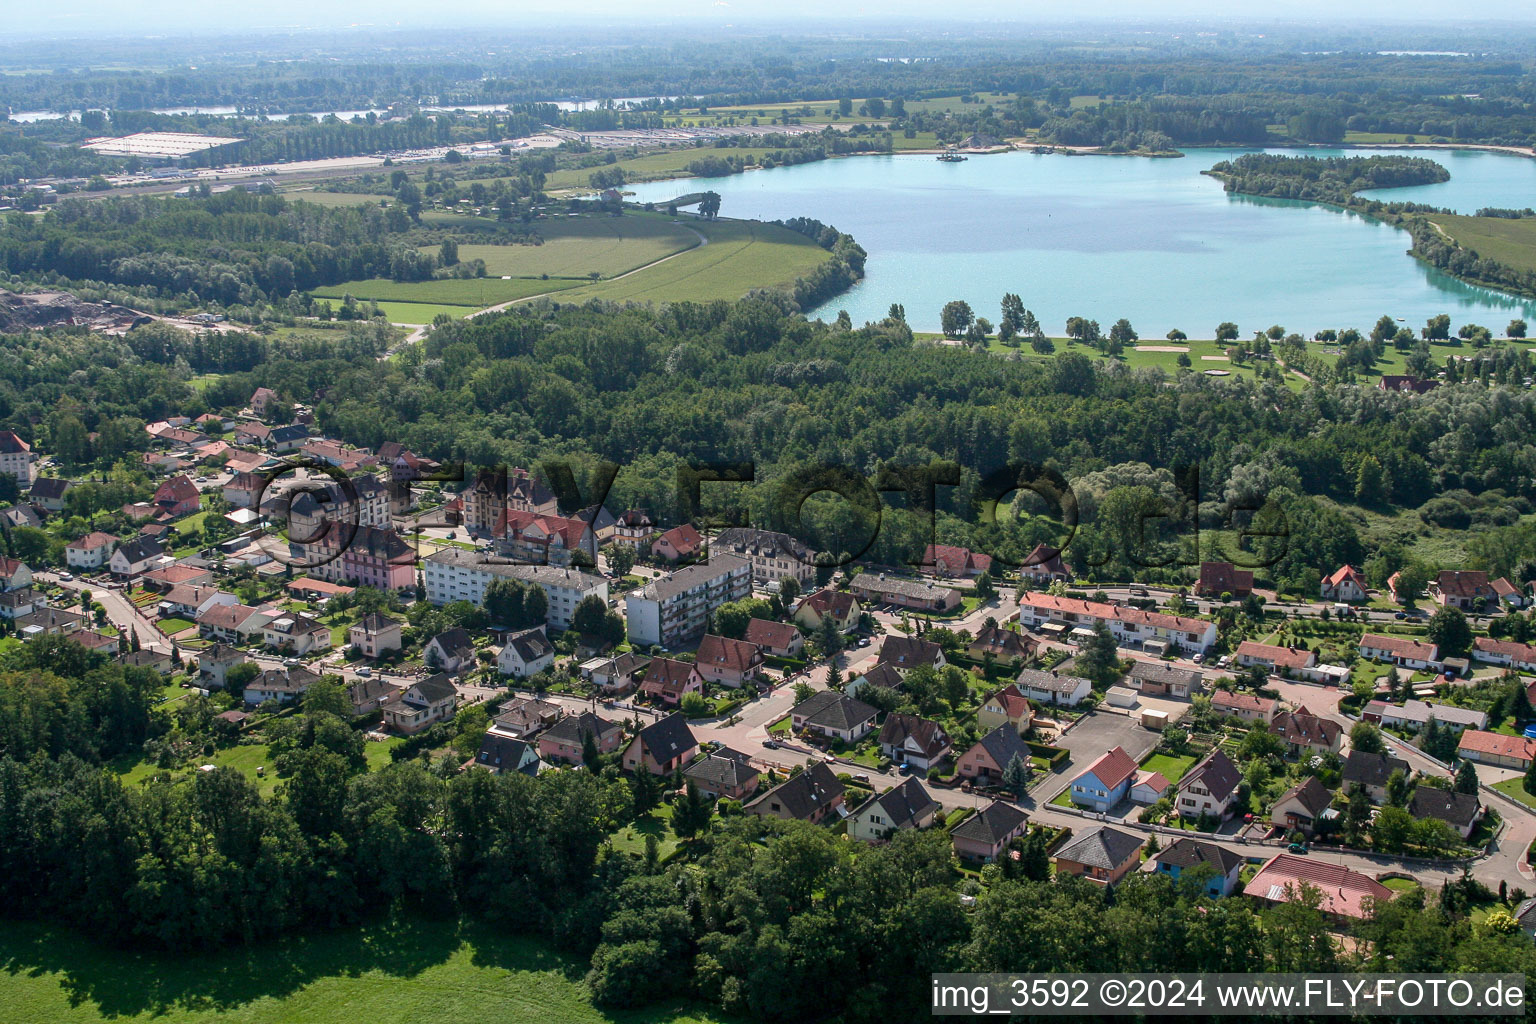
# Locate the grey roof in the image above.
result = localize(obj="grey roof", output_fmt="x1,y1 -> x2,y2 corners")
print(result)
1126,660 -> 1203,691
1408,786 -> 1480,830
877,713 -> 951,759
950,800 -> 1028,845
974,724 -> 1033,770
853,574 -> 961,602
476,734 -> 539,775
792,690 -> 877,732
683,747 -> 759,789
1054,825 -> 1144,870
634,712 -> 698,763
1277,776 -> 1334,817
429,628 -> 475,659
854,662 -> 905,692
1154,837 -> 1243,876
28,477 -> 71,500
424,547 -> 607,590
355,612 -> 401,634
1180,749 -> 1242,802
633,554 -> 749,602
748,762 -> 844,820
878,635 -> 943,670
543,711 -> 621,746
713,527 -> 815,562
408,672 -> 458,705
853,776 -> 939,829
503,627 -> 553,664
268,424 -> 309,443
248,666 -> 320,695
114,536 -> 164,564
1342,750 -> 1410,792
1015,666 -> 1090,695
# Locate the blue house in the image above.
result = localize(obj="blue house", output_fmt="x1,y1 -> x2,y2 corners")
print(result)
1068,745 -> 1138,811
1150,838 -> 1244,897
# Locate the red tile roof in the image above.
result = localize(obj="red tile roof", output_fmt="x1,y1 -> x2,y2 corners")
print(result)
1458,730 -> 1536,762
697,634 -> 765,674
1247,853 -> 1392,920
1019,592 -> 1209,635
1360,633 -> 1439,661
742,618 -> 798,651
1080,745 -> 1138,791
1236,640 -> 1315,670
1212,690 -> 1276,714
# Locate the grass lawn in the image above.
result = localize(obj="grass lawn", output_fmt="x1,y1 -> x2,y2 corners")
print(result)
0,917 -> 729,1024
156,617 -> 196,634
1049,788 -> 1074,808
1493,777 -> 1536,810
310,277 -> 574,308
425,216 -> 700,279
1139,752 -> 1197,783
767,717 -> 791,736
289,190 -> 389,208
608,804 -> 681,861
364,736 -> 404,772
547,218 -> 832,305
1382,877 -> 1422,893
359,301 -> 484,325
1426,213 -> 1536,277
545,147 -> 802,190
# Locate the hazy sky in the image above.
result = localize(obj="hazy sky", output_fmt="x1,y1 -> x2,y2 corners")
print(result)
9,0 -> 1536,37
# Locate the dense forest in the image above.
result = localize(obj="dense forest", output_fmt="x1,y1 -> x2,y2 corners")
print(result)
0,648 -> 1532,1023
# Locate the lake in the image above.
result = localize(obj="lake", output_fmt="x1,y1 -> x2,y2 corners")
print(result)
623,146 -> 1536,336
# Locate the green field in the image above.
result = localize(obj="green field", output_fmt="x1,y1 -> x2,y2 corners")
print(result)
1428,214 -> 1536,276
549,218 -> 831,305
545,148 -> 797,190
427,218 -> 701,279
0,918 -> 727,1024
1139,752 -> 1197,783
310,277 -> 573,308
288,191 -> 388,208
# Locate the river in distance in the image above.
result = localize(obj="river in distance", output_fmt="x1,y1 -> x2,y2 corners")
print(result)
622,146 -> 1536,336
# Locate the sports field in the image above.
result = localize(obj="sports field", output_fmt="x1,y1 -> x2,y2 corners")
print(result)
0,919 -> 726,1024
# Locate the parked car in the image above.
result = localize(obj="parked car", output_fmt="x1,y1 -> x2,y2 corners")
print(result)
1287,842 -> 1309,854
1394,611 -> 1407,620
356,667 -> 371,677
761,738 -> 779,749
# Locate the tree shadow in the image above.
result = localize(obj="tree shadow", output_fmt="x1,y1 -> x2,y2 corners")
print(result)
0,914 -> 461,1019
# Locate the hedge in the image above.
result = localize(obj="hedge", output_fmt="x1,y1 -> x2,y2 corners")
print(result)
1027,740 -> 1070,768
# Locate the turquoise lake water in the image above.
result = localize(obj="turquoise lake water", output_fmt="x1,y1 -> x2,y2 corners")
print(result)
622,146 -> 1536,336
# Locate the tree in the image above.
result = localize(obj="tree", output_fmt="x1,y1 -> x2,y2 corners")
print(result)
940,300 -> 974,339
1385,769 -> 1409,808
1076,623 -> 1121,688
1525,755 -> 1536,799
697,192 -> 721,219
1426,606 -> 1473,659
1108,318 -> 1138,348
999,293 -> 1026,336
1017,829 -> 1050,881
1372,805 -> 1415,853
1349,720 -> 1385,755
1509,319 -> 1528,339
1354,455 -> 1385,506
1215,322 -> 1239,342
1454,759 -> 1479,795
1001,753 -> 1029,800
607,545 -> 636,579
440,238 -> 459,266
671,781 -> 711,840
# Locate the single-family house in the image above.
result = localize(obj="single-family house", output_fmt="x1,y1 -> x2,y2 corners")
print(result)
347,676 -> 403,717
921,543 -> 993,578
262,613 -> 332,655
792,589 -> 861,633
957,724 -> 1034,785
1428,570 -> 1499,612
582,651 -> 651,695
1151,838 -> 1244,897
0,586 -> 38,620
65,532 -> 118,570
1407,786 -> 1481,840
29,476 -> 72,513
243,666 -> 321,706
1269,707 -> 1343,757
1341,749 -> 1410,804
490,697 -> 564,740
622,713 -> 699,776
877,712 -> 952,770
119,649 -> 174,674
611,509 -> 655,549
651,524 -> 703,562
0,557 -> 33,592
950,800 -> 1029,863
682,747 -> 760,801
742,618 -> 802,658
1320,564 -> 1369,603
109,536 -> 165,577
195,643 -> 247,688
1269,776 -> 1336,835
348,613 -> 404,658
876,635 -> 946,673
847,777 -> 940,842
382,673 -> 459,734
1053,826 -> 1144,885
1491,577 -> 1525,610
1018,542 -> 1072,583
475,734 -> 540,776
1125,660 -> 1203,699
976,684 -> 1035,736
790,690 -> 877,743
845,662 -> 905,701
498,627 -> 554,678
695,633 -> 767,687
1014,666 -> 1092,707
966,624 -> 1036,666
539,712 -> 623,764
15,607 -> 84,637
1362,699 -> 1486,733
1069,745 -> 1139,811
850,574 -> 962,613
1472,637 -> 1536,672
745,762 -> 845,824
1246,854 -> 1391,921
197,603 -> 269,643
1194,561 -> 1254,599
639,657 -> 703,706
424,628 -> 477,674
1234,641 -> 1316,677
1211,690 -> 1278,724
1457,730 -> 1535,771
1175,748 -> 1242,821
1359,633 -> 1439,671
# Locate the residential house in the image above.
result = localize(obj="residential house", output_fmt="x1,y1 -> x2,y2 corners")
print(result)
348,613 -> 404,658
0,558 -> 33,592
1015,593 -> 1217,654
966,625 -> 1036,666
28,476 -> 72,512
261,612 -> 332,655
1151,838 -> 1244,897
847,777 -> 941,842
157,584 -> 236,621
538,712 -> 623,764
492,508 -> 597,568
195,644 -> 248,688
347,677 -> 403,717
233,421 -> 272,446
249,386 -> 278,418
1129,770 -> 1171,805
1269,776 -> 1336,835
622,713 -> 699,776
267,424 -> 310,453
382,673 -> 459,734
1234,641 -> 1316,677
1320,564 -> 1369,603
1211,690 -> 1278,724
421,547 -> 608,631
849,574 -> 962,613
611,509 -> 655,549
498,627 -> 554,678
1069,746 -> 1139,811
877,713 -> 952,770
1018,542 -> 1072,583
790,690 -> 877,743
695,633 -> 766,688
1194,561 -> 1254,599
489,697 -> 564,740
792,589 -> 861,633
1269,707 -> 1343,757
109,536 -> 165,577
877,635 -> 946,673
1358,633 -> 1440,671
243,666 -> 320,706
1,504 -> 44,529
1362,699 -> 1486,733
1472,637 -> 1536,672
921,543 -> 993,578
1492,577 -> 1526,610
682,747 -> 760,801
1457,730 -> 1536,771
976,684 -> 1035,736
141,564 -> 214,590
152,474 -> 200,517
0,430 -> 37,487
65,532 -> 118,570
0,586 -> 38,620
713,527 -> 818,586
297,524 -> 415,592
424,628 -> 477,674
1175,749 -> 1242,821
1407,787 -> 1481,840
745,762 -> 846,824
1342,750 -> 1411,804
958,725 -> 1035,786
197,603 -> 269,643
1052,826 -> 1144,885
950,800 -> 1029,862
224,471 -> 266,509
118,649 -> 174,674
581,651 -> 651,696
1014,666 -> 1092,707
845,662 -> 905,700
651,523 -> 703,562
1246,854 -> 1391,921
462,467 -> 558,535
742,618 -> 802,658
1428,570 -> 1500,612
15,607 -> 84,637
475,734 -> 541,776
639,657 -> 703,706
624,555 -> 752,648
1125,660 -> 1203,699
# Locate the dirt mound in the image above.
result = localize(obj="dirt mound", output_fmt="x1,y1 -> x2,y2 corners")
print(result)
0,290 -> 150,333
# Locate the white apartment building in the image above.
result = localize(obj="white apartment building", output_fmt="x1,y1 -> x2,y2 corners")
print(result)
422,547 -> 607,631
625,555 -> 751,648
